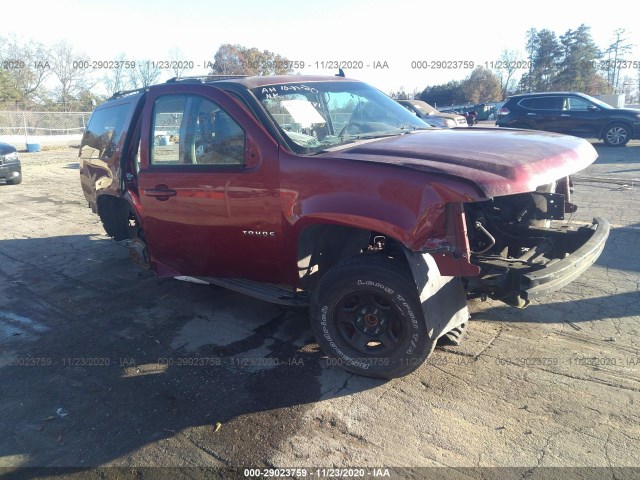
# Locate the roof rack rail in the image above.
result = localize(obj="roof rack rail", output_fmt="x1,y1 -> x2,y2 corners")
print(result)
108,87 -> 147,100
166,75 -> 249,83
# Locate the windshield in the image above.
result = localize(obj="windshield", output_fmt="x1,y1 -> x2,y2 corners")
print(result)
252,81 -> 429,154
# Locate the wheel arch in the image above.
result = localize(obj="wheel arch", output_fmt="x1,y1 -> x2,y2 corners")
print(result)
95,191 -> 141,241
294,218 -> 412,292
599,119 -> 633,140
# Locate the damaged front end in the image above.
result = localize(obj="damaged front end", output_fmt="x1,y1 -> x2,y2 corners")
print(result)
463,177 -> 610,307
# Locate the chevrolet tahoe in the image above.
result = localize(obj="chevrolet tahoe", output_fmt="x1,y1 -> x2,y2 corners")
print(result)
79,75 -> 609,378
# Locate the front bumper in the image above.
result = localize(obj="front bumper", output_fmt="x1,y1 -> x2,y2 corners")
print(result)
520,217 -> 609,301
471,217 -> 610,307
0,162 -> 21,181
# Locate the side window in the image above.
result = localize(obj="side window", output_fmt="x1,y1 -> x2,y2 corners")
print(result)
564,97 -> 591,111
151,96 -> 187,165
151,95 -> 245,166
80,103 -> 130,160
519,96 -> 563,110
193,99 -> 246,165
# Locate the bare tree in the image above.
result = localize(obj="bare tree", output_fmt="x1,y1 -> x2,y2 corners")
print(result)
128,61 -> 161,88
603,29 -> 634,92
103,53 -> 131,96
168,47 -> 189,78
495,49 -> 522,99
0,36 -> 51,104
48,40 -> 91,111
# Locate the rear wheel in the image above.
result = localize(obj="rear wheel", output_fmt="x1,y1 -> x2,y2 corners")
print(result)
603,123 -> 631,146
310,255 -> 434,378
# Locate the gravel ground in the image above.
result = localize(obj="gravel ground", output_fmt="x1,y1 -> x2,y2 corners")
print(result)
0,140 -> 639,478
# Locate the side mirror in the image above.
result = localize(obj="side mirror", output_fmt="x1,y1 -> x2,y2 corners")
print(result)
587,105 -> 599,111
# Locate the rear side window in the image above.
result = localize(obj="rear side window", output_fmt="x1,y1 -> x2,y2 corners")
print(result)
80,104 -> 130,160
518,97 -> 563,110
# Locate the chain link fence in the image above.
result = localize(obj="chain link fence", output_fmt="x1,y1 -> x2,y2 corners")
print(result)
0,111 -> 91,136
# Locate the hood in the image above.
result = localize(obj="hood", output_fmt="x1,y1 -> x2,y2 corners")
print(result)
323,128 -> 598,198
0,142 -> 17,155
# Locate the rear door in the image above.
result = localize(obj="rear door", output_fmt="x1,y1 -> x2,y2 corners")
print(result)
136,84 -> 285,283
517,96 -> 564,131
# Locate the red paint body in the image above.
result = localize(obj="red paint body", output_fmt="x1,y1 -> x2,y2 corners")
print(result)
79,76 -> 600,288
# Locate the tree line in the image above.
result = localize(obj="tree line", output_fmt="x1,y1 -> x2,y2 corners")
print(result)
1,25 -> 638,112
410,25 -> 637,107
0,39 -> 295,111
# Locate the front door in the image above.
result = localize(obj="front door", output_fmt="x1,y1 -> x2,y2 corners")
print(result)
554,95 -> 603,138
136,85 -> 284,283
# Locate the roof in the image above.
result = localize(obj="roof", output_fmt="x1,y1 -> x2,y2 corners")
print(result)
165,74 -> 359,89
508,91 -> 585,98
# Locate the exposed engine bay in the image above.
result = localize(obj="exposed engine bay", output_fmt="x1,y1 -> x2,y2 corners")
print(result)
463,177 -> 605,307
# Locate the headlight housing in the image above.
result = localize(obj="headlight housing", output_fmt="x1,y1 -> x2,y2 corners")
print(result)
443,118 -> 456,128
2,151 -> 19,163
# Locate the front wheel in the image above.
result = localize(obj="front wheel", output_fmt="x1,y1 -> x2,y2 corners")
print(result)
310,255 -> 434,379
603,123 -> 631,146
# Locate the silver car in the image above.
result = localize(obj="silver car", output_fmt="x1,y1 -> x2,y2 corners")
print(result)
397,99 -> 468,128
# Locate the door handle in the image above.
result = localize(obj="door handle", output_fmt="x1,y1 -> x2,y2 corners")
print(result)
145,186 -> 177,200
560,114 -> 570,117
526,112 -> 536,116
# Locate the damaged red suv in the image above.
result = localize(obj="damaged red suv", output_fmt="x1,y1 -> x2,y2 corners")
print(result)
79,75 -> 609,378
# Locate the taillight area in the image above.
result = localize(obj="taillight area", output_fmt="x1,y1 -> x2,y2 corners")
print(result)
497,107 -> 510,116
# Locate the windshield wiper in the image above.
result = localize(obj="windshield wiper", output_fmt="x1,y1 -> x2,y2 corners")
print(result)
352,133 -> 404,140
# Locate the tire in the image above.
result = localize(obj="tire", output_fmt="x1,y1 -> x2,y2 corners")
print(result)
602,123 -> 631,147
310,255 -> 435,379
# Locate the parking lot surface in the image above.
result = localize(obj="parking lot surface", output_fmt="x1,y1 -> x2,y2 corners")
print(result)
0,141 -> 639,475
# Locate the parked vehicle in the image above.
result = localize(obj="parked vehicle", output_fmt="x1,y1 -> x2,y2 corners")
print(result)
463,110 -> 478,126
0,142 -> 22,185
396,99 -> 468,128
79,75 -> 609,378
440,103 -> 493,121
496,91 -> 640,146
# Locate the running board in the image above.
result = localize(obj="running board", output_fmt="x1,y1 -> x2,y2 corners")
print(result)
175,276 -> 310,306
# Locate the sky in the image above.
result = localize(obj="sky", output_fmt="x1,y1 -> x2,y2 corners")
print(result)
5,0 -> 640,95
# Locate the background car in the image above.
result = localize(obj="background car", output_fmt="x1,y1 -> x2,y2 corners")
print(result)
0,142 -> 22,185
496,92 -> 640,146
397,99 -> 468,128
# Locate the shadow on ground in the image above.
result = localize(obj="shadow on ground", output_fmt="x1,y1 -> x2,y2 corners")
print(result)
592,143 -> 640,165
0,235 -> 383,472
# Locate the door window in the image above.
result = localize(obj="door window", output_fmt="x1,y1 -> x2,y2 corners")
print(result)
518,96 -> 563,110
150,95 -> 245,166
564,97 -> 592,111
80,103 -> 130,160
